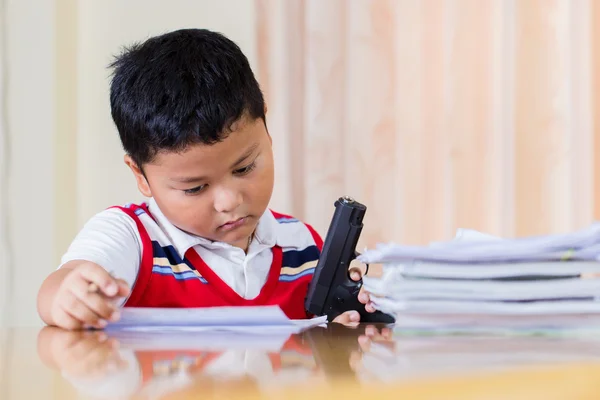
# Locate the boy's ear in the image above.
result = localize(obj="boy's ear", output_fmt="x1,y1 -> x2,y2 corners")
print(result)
266,129 -> 272,145
124,155 -> 152,198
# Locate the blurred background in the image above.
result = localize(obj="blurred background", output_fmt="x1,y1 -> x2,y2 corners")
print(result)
1,0 -> 600,326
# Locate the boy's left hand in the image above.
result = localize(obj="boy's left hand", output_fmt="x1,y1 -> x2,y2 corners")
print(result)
331,267 -> 376,326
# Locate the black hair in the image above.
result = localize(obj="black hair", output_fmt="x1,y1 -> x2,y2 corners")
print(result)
109,28 -> 265,167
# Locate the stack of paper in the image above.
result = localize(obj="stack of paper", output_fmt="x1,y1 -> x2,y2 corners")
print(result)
106,305 -> 327,334
357,223 -> 600,334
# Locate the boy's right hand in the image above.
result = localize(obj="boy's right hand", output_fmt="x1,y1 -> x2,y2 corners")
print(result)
50,263 -> 130,330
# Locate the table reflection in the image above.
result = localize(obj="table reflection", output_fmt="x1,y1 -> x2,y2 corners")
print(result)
35,323 -> 600,399
36,324 -> 392,399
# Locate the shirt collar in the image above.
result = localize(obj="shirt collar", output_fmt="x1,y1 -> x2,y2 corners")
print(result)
147,197 -> 278,258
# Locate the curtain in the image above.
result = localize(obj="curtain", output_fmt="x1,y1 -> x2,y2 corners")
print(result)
256,0 -> 599,249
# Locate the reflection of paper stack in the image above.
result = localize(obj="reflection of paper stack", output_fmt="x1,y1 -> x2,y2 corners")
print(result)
356,336 -> 600,383
358,224 -> 600,335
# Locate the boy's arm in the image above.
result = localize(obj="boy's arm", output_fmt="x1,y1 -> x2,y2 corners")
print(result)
57,208 -> 142,289
37,208 -> 142,327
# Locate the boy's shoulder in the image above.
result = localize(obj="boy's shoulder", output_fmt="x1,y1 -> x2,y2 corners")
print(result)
269,210 -> 300,223
110,201 -> 149,214
268,209 -> 323,250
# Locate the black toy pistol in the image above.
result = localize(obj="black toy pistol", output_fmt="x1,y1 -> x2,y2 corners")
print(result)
305,196 -> 396,324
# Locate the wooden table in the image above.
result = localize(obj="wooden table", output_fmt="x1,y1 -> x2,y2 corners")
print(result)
3,324 -> 600,399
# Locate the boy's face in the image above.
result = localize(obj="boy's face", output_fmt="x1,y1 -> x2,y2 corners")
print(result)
125,115 -> 274,251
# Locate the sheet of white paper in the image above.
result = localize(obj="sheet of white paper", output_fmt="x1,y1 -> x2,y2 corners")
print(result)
358,222 -> 600,263
374,260 -> 600,280
105,305 -> 327,334
363,275 -> 600,300
453,228 -> 504,243
370,296 -> 600,315
426,228 -> 503,248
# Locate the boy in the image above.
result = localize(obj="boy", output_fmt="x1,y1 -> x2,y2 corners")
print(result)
37,29 -> 374,330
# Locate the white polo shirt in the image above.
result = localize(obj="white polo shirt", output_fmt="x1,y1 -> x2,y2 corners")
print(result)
59,197 -> 283,303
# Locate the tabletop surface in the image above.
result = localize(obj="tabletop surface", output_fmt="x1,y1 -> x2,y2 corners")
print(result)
3,323 -> 600,399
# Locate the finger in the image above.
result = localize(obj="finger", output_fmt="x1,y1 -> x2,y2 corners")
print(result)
104,336 -> 120,349
364,325 -> 395,343
381,328 -> 393,339
348,267 -> 362,282
365,325 -> 378,337
358,335 -> 371,352
59,292 -> 107,328
332,310 -> 361,326
365,303 -> 376,313
114,355 -> 129,371
358,291 -> 370,304
348,351 -> 363,372
361,327 -> 397,353
81,344 -> 117,371
115,278 -> 131,298
77,265 -> 119,297
70,278 -> 119,321
64,336 -> 110,363
66,343 -> 118,378
358,334 -> 394,355
104,350 -> 130,374
82,330 -> 108,343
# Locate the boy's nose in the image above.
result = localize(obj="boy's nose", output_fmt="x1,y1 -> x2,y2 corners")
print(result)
213,187 -> 243,213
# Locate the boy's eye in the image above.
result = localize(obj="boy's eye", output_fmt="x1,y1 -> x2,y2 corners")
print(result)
183,184 -> 207,195
233,162 -> 256,176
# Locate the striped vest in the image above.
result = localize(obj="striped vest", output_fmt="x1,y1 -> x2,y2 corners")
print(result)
133,334 -> 317,390
114,203 -> 323,319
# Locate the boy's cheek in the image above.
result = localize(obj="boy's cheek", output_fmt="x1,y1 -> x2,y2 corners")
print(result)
159,199 -> 215,235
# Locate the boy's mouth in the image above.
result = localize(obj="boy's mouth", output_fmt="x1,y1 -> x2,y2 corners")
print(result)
218,216 -> 249,231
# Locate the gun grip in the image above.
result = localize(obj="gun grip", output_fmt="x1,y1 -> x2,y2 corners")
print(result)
327,281 -> 396,324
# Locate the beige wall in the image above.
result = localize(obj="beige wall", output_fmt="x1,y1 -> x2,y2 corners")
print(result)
1,0 -> 258,327
4,0 -> 57,327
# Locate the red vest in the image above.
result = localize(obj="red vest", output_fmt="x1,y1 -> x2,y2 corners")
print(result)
114,203 -> 323,320
133,334 -> 318,388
